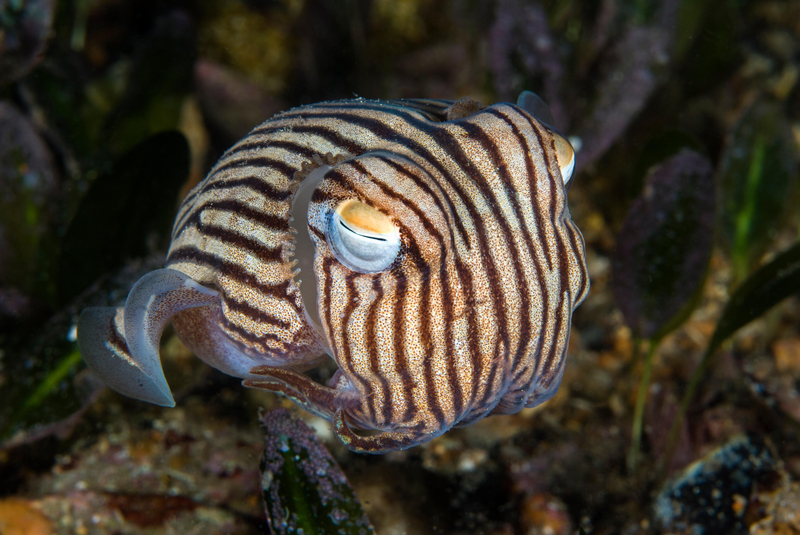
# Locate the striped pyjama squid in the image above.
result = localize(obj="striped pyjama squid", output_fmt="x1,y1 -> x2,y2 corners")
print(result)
78,93 -> 589,453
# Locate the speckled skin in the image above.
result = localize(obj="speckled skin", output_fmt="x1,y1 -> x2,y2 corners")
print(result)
78,97 -> 589,453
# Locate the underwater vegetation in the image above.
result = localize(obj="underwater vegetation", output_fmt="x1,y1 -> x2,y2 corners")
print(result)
1,0 -> 799,533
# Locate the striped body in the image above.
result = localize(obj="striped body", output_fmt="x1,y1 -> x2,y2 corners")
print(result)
78,96 -> 589,453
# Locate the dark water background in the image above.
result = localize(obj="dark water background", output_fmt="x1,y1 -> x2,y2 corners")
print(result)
1,1 -> 799,533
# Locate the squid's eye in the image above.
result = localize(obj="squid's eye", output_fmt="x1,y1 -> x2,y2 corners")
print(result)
516,91 -> 575,186
328,200 -> 401,273
551,131 -> 575,186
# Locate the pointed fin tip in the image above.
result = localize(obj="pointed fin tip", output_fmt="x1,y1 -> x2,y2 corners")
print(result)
121,267 -> 219,405
78,307 -> 176,407
516,90 -> 556,128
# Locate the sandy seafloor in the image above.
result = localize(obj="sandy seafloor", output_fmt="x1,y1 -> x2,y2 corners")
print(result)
1,1 -> 800,533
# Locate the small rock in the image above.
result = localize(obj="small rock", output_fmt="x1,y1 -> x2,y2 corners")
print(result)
772,338 -> 800,374
653,435 -> 782,534
519,493 -> 572,535
0,498 -> 54,535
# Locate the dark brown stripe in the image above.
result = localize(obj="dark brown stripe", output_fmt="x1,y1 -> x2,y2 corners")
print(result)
365,277 -> 388,426
222,295 -> 291,331
217,132 -> 317,162
281,125 -> 365,157
274,109 -> 478,250
279,100 -> 450,125
374,154 -> 463,256
456,260 -> 482,413
318,257 -> 377,416
321,255 -> 334,352
174,199 -> 290,241
566,221 -> 590,303
207,175 -> 292,201
549,211 -> 571,383
166,247 -> 299,311
488,108 -> 555,272
520,112 -> 560,271
361,156 -> 463,418
106,313 -> 130,356
393,267 -> 418,423
462,116 -> 535,388
193,222 -> 284,263
538,297 -> 567,389
221,318 -> 288,352
476,358 -> 503,411
309,226 -> 325,242
428,124 -> 511,409
308,179 -> 353,206
441,260 -> 463,419
486,108 -> 552,379
419,262 -> 447,427
175,152 -> 296,215
339,272 -> 359,401
213,154 -> 296,178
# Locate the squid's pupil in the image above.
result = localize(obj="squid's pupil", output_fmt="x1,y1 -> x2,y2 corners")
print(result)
339,220 -> 388,242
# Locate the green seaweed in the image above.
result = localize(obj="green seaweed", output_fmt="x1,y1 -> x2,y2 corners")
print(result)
660,240 -> 800,474
612,150 -> 715,341
710,242 -> 800,351
0,316 -> 89,442
717,100 -> 799,285
629,129 -> 705,200
0,103 -> 60,303
611,150 -> 715,470
7,349 -> 84,431
0,131 -> 188,444
261,409 -> 374,535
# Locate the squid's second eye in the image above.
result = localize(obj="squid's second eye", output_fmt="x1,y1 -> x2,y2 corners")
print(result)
328,200 -> 401,273
516,90 -> 575,186
552,131 -> 575,186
